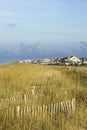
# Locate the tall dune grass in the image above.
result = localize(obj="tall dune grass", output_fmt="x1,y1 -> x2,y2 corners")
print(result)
0,63 -> 87,130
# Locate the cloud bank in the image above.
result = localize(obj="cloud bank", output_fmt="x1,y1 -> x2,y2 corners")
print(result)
0,41 -> 87,63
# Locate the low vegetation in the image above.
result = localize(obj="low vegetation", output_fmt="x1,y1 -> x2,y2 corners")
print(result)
0,63 -> 87,130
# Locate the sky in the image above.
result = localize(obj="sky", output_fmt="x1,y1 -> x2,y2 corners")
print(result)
0,0 -> 87,62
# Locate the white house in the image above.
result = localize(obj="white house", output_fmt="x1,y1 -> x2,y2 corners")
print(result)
83,60 -> 87,65
19,60 -> 24,63
67,56 -> 82,65
19,59 -> 33,63
40,58 -> 51,64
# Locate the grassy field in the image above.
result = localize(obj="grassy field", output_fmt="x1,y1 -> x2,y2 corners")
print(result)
0,62 -> 87,130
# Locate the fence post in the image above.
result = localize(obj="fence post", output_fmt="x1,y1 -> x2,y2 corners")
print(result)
48,104 -> 51,116
12,107 -> 14,118
45,105 -> 48,117
60,102 -> 64,112
71,99 -> 75,113
31,105 -> 34,117
24,94 -> 27,104
35,105 -> 37,117
17,106 -> 20,118
20,107 -> 23,119
40,106 -> 43,116
37,105 -> 40,115
42,105 -> 45,118
61,101 -> 67,112
26,106 -> 29,116
24,106 -> 26,116
67,100 -> 71,112
51,104 -> 53,117
55,103 -> 58,116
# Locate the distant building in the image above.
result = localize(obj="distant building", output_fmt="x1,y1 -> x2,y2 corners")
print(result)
67,56 -> 82,65
19,59 -> 33,63
83,58 -> 87,65
40,58 -> 51,64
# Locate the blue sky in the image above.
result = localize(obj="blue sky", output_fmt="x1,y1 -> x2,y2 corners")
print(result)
0,0 -> 87,61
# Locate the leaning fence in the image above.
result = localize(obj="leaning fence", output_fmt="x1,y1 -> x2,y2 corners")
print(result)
1,99 -> 76,119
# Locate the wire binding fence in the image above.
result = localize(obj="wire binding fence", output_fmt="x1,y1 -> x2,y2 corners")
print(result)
3,99 -> 75,119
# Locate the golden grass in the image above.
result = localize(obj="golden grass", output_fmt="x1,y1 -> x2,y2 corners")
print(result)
0,63 -> 87,130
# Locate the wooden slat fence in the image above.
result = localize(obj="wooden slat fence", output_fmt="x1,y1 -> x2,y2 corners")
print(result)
3,99 -> 75,119
0,93 -> 38,104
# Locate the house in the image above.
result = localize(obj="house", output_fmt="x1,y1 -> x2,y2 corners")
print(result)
83,58 -> 87,65
40,58 -> 51,64
19,59 -> 33,63
19,60 -> 24,63
67,56 -> 82,65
